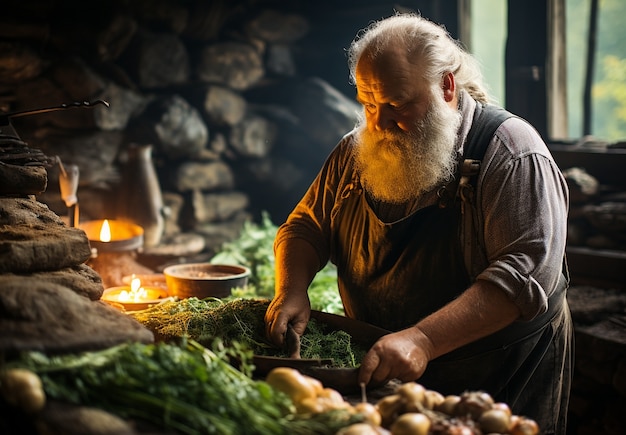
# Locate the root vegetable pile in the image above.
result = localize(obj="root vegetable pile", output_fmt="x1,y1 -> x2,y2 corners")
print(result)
265,367 -> 540,435
336,380 -> 540,435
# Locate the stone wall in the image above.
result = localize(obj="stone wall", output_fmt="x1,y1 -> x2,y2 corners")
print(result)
0,0 -> 371,266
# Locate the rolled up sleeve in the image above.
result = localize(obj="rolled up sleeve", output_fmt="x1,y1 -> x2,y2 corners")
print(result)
474,118 -> 569,320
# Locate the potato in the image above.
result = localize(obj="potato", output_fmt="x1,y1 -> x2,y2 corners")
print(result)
265,367 -> 317,403
0,368 -> 46,413
390,412 -> 430,435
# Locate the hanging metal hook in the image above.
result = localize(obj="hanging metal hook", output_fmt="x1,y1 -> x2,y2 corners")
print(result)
0,100 -> 110,125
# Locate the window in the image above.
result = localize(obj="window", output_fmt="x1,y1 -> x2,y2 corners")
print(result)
470,0 -> 507,106
566,0 -> 626,142
471,0 -> 626,143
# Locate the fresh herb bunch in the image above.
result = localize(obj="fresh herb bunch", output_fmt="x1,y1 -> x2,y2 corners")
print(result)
130,298 -> 366,367
211,212 -> 344,315
132,298 -> 274,354
6,339 -> 292,434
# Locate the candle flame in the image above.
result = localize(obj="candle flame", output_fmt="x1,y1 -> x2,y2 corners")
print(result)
118,275 -> 148,302
100,219 -> 112,242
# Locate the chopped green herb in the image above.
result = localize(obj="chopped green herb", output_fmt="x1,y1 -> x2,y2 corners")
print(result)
130,298 -> 366,368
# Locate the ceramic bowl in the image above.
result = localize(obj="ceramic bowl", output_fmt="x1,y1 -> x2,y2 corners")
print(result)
163,263 -> 250,299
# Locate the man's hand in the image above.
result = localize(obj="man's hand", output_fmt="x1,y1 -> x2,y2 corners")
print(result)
358,280 -> 522,386
264,291 -> 311,348
266,238 -> 320,347
358,326 -> 434,385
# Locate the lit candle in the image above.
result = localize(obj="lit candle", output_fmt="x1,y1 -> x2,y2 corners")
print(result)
99,219 -> 112,242
102,275 -> 170,312
118,276 -> 149,302
79,219 -> 144,253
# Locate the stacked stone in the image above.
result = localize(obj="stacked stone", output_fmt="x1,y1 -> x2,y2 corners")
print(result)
0,124 -> 153,355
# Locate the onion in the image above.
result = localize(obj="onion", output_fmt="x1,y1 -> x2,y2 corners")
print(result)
295,397 -> 324,414
396,382 -> 426,404
376,394 -> 404,427
337,423 -> 382,435
422,389 -> 445,410
510,416 -> 540,435
354,402 -> 382,426
479,408 -> 511,433
456,391 -> 494,419
317,387 -> 350,411
435,394 -> 462,416
492,401 -> 512,417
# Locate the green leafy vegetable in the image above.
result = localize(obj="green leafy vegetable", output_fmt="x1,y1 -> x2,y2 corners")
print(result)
211,212 -> 344,315
7,339 -> 289,434
5,340 -> 363,434
210,212 -> 278,297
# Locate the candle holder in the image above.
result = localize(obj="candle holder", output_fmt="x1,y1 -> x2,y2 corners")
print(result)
101,285 -> 170,312
79,219 -> 152,289
101,275 -> 171,312
79,219 -> 144,254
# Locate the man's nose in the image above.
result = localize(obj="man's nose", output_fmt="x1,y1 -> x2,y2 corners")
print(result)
373,106 -> 396,131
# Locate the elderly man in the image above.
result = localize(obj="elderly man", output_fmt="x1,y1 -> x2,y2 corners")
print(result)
265,13 -> 572,434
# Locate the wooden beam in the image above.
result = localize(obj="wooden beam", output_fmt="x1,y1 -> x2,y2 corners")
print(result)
505,0 -> 547,137
505,0 -> 566,141
547,0 -> 568,140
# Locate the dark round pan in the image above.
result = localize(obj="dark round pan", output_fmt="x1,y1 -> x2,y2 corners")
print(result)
254,310 -> 390,394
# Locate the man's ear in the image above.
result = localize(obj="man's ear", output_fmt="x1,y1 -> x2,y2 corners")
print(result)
442,72 -> 456,102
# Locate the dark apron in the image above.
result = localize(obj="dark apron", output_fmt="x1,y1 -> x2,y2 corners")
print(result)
330,187 -> 469,331
330,185 -> 571,433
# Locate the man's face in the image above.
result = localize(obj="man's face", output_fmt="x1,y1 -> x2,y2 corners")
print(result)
354,51 -> 462,204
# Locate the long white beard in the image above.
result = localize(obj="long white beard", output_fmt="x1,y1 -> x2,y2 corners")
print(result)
354,92 -> 462,204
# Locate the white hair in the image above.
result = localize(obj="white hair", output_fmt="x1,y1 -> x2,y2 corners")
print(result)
347,13 -> 491,104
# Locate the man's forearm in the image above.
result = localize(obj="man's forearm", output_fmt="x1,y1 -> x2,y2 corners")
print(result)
414,280 -> 522,360
274,238 -> 320,296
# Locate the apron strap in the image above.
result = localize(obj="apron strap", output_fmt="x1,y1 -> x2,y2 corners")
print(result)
458,103 -> 516,281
